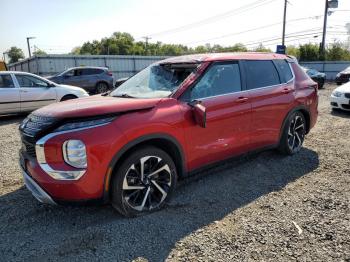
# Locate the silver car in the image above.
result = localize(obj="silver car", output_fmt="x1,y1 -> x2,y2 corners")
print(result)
0,71 -> 89,115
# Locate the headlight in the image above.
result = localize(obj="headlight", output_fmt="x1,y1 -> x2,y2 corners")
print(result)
332,91 -> 343,97
63,140 -> 87,168
55,117 -> 116,132
336,73 -> 341,77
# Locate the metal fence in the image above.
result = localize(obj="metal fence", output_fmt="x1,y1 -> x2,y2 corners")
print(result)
8,55 -> 350,81
8,55 -> 169,80
299,61 -> 350,80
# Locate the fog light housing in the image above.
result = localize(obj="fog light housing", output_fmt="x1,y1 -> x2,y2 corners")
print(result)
63,140 -> 87,168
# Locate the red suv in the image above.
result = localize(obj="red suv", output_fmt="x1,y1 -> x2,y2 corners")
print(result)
19,53 -> 318,217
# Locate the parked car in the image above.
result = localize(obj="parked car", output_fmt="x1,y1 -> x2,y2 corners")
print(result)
335,66 -> 350,85
47,67 -> 113,94
301,67 -> 326,88
330,81 -> 350,111
0,71 -> 89,115
114,77 -> 129,88
19,53 -> 318,217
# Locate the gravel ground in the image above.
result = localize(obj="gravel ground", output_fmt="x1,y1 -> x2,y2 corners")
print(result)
0,83 -> 349,262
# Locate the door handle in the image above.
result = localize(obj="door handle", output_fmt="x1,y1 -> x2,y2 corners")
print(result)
236,97 -> 248,103
20,90 -> 28,93
282,88 -> 291,94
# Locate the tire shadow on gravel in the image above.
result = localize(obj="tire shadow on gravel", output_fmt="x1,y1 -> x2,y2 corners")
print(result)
330,108 -> 350,119
0,114 -> 25,126
0,147 -> 319,262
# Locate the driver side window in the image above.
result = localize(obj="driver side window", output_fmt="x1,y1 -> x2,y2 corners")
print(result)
16,74 -> 49,88
191,62 -> 241,100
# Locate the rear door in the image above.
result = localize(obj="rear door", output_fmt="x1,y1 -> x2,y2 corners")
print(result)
80,68 -> 101,92
243,59 -> 295,148
180,61 -> 252,170
15,74 -> 57,112
0,74 -> 20,114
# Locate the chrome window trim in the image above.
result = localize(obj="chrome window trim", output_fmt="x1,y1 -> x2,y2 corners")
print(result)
35,123 -> 109,181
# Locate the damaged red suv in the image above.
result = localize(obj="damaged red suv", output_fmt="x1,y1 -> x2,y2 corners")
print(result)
19,53 -> 318,216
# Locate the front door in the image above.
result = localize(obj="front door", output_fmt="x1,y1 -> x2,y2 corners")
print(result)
14,74 -> 57,112
0,74 -> 20,114
180,61 -> 252,171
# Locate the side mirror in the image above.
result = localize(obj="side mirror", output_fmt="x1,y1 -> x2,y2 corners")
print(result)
190,100 -> 207,128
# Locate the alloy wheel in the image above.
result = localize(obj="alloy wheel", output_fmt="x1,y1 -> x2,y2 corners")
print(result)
287,114 -> 305,152
122,156 -> 172,212
97,83 -> 108,93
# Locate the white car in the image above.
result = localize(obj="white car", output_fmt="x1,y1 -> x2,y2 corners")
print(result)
330,81 -> 350,111
0,71 -> 89,114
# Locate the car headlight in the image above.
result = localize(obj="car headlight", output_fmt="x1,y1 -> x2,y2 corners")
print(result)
332,91 -> 343,97
63,140 -> 87,168
55,117 -> 116,132
336,73 -> 341,77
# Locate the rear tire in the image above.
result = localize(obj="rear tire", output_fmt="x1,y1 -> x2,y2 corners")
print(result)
96,82 -> 109,94
278,111 -> 306,155
111,146 -> 177,217
60,95 -> 77,101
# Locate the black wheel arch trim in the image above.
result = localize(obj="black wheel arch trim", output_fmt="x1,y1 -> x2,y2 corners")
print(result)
279,105 -> 311,143
102,133 -> 187,202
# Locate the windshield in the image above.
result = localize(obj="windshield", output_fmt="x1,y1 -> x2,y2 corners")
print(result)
110,63 -> 197,98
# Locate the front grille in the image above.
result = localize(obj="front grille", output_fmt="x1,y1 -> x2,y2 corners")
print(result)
22,140 -> 36,158
344,93 -> 350,99
20,114 -> 57,137
339,74 -> 350,80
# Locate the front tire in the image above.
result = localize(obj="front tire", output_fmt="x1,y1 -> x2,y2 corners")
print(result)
278,111 -> 306,155
96,82 -> 109,94
111,146 -> 177,217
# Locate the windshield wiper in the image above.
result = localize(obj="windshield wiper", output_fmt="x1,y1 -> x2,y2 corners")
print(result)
113,93 -> 135,98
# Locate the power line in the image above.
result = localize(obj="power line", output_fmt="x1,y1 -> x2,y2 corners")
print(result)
184,14 -> 324,45
148,0 -> 278,38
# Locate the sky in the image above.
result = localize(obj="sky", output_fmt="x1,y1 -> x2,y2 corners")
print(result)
1,0 -> 349,59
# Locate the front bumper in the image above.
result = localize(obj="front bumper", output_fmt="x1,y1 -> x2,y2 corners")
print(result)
21,166 -> 56,205
330,95 -> 350,111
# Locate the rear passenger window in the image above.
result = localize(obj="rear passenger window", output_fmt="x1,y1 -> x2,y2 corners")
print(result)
245,60 -> 280,89
0,74 -> 14,88
82,69 -> 103,75
191,63 -> 241,100
274,60 -> 293,83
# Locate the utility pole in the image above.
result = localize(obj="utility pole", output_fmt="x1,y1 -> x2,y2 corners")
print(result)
320,0 -> 338,59
26,37 -> 35,58
320,0 -> 329,59
142,36 -> 151,55
282,0 -> 287,47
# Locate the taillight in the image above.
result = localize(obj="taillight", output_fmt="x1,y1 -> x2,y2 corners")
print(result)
107,71 -> 113,76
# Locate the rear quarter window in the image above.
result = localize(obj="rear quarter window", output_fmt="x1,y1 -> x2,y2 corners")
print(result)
245,60 -> 281,89
274,60 -> 293,83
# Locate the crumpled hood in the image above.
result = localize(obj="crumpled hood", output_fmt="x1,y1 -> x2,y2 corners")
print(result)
33,95 -> 162,118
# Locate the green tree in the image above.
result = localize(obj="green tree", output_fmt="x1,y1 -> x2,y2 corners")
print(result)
299,43 -> 319,61
326,42 -> 350,61
33,49 -> 47,56
253,43 -> 271,52
286,45 -> 300,59
7,46 -> 25,63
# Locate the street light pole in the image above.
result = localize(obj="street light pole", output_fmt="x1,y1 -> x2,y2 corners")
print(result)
26,37 -> 35,58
